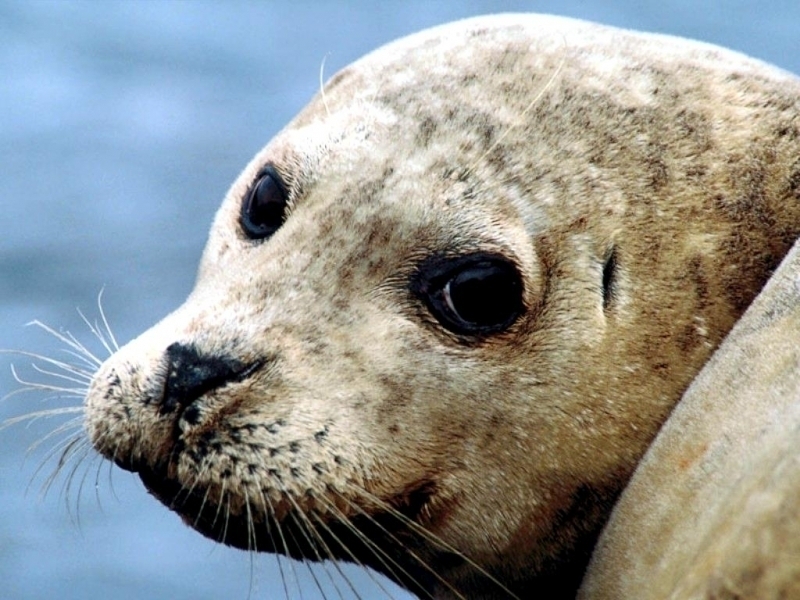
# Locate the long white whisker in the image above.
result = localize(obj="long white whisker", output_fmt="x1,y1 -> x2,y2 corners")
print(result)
284,496 -> 347,600
259,490 -> 294,600
318,490 -> 431,600
28,363 -> 92,386
306,511 -> 369,600
6,357 -> 91,389
26,416 -> 85,455
462,49 -> 565,182
355,487 -> 519,599
2,407 -> 84,431
96,288 -> 120,352
25,320 -> 105,366
319,53 -> 331,117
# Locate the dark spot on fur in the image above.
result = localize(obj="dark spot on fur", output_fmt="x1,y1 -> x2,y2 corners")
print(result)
789,158 -> 800,199
323,67 -> 352,93
686,256 -> 711,313
290,467 -> 301,478
417,116 -> 437,147
289,441 -> 301,453
677,322 -> 702,353
645,144 -> 669,188
312,463 -> 326,474
269,447 -> 281,457
487,411 -> 505,430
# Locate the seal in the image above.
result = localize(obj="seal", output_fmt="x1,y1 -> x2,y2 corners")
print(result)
82,14 -> 800,599
578,238 -> 800,599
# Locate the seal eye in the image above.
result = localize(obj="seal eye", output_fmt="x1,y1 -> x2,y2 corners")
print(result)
240,168 -> 288,239
412,254 -> 524,336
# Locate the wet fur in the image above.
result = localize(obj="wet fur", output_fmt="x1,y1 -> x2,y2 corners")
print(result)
19,14 -> 800,600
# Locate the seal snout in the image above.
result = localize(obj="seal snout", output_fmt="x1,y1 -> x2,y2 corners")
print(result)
160,342 -> 261,416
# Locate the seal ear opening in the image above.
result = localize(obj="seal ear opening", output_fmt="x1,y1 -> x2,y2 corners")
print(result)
602,248 -> 618,310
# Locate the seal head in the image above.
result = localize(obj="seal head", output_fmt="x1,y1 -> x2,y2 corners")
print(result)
84,14 -> 800,598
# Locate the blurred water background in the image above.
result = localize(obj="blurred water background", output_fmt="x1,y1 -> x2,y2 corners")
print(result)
1,1 -> 798,599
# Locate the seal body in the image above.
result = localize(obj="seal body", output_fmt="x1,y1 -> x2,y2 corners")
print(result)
578,238 -> 800,599
83,14 -> 800,598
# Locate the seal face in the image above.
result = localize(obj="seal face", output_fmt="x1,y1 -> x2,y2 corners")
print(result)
84,14 -> 800,599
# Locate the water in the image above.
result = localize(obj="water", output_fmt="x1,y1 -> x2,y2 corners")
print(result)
1,1 -> 797,598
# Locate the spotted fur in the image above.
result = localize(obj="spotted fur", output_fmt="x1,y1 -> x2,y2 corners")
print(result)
84,14 -> 800,599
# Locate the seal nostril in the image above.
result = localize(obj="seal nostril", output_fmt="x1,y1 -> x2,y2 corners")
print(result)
160,342 -> 260,415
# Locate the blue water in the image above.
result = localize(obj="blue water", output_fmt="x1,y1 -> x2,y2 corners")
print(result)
1,1 -> 797,599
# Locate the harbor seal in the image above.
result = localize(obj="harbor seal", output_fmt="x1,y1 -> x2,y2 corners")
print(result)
83,14 -> 800,599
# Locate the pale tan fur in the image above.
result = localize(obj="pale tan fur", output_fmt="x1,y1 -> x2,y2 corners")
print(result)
84,14 -> 800,599
579,238 -> 800,600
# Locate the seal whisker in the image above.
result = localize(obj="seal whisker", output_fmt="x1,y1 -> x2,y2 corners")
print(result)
173,459 -> 216,525
458,47 -> 565,186
276,487 -> 346,599
353,487 -> 520,599
23,420 -> 87,497
243,488 -> 259,553
318,53 -> 331,118
261,489 -> 289,600
61,442 -> 101,525
285,510 -> 333,600
79,289 -> 121,354
310,487 -> 429,598
6,360 -> 91,394
275,485 -> 356,600
3,408 -> 84,434
305,511 -> 372,600
26,363 -> 92,387
26,318 -> 109,368
241,488 -> 262,600
31,431 -> 85,495
221,491 -> 234,550
327,487 -> 469,600
207,477 -> 229,536
302,490 -> 405,599
264,494 -> 303,600
263,492 -> 316,598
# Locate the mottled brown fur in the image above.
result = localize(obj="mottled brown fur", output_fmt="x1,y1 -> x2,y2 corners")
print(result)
84,14 -> 800,599
580,240 -> 800,600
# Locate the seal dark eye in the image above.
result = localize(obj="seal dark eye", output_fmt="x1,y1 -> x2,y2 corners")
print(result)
240,167 -> 288,239
411,253 -> 524,336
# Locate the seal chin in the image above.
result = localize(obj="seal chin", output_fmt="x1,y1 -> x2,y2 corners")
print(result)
136,462 -> 448,592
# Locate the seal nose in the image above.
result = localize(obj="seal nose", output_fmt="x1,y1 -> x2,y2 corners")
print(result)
160,342 -> 253,414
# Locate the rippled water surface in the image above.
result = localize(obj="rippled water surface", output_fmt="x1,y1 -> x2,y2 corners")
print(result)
1,1 -> 798,598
